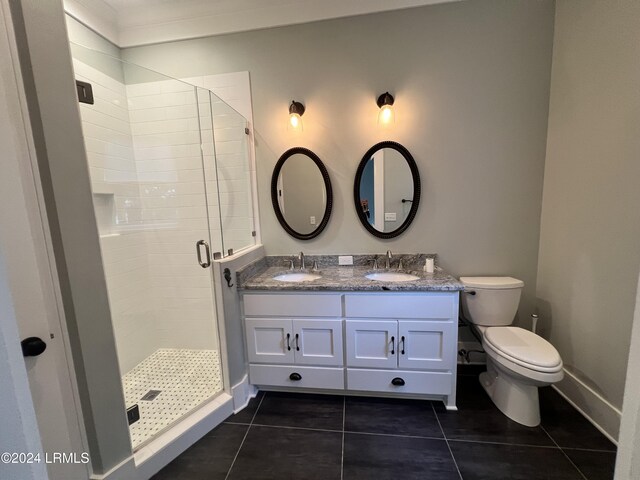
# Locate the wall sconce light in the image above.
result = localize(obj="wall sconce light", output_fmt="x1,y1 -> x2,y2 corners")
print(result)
288,100 -> 305,132
376,92 -> 395,126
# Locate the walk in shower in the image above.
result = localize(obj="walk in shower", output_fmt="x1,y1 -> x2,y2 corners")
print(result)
69,43 -> 256,449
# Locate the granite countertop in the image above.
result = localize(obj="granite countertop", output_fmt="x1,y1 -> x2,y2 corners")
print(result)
237,254 -> 464,292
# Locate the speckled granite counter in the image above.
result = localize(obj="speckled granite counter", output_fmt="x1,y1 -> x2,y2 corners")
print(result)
237,254 -> 464,292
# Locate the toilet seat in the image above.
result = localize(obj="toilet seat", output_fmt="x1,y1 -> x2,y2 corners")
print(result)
482,326 -> 562,373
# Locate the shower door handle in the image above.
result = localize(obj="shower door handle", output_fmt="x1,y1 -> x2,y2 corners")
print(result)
196,240 -> 211,268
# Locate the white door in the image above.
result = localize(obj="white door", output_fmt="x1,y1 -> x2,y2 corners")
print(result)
346,320 -> 397,368
245,318 -> 295,364
398,320 -> 455,370
293,318 -> 343,366
0,4 -> 89,478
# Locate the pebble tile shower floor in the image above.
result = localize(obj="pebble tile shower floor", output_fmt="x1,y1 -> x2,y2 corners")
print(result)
152,366 -> 617,480
122,348 -> 223,449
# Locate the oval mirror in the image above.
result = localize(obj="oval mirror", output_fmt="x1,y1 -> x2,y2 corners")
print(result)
354,141 -> 421,239
271,147 -> 333,240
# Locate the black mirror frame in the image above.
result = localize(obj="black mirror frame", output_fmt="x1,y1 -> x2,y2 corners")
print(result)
353,141 -> 421,239
271,147 -> 333,240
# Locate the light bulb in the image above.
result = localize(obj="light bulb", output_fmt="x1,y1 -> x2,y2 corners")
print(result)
288,101 -> 305,132
289,113 -> 301,130
376,92 -> 395,127
378,104 -> 395,125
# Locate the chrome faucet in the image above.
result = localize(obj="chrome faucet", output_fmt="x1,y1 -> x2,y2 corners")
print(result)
385,250 -> 392,269
298,251 -> 305,270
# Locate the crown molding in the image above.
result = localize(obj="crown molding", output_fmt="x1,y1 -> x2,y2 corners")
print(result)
64,0 -> 120,45
65,0 -> 460,48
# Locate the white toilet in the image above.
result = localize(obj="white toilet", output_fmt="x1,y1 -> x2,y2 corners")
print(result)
460,276 -> 563,427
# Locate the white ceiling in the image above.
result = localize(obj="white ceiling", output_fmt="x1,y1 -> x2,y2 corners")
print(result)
65,0 -> 461,48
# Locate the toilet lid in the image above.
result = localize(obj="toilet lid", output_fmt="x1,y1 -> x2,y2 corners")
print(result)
483,327 -> 561,369
459,277 -> 524,289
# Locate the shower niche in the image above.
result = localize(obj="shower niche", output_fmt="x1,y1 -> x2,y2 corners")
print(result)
92,192 -> 117,238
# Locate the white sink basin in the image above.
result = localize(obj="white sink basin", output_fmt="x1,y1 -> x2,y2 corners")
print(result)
366,272 -> 420,282
273,272 -> 322,283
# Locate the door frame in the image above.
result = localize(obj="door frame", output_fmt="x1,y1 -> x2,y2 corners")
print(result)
0,0 -> 90,475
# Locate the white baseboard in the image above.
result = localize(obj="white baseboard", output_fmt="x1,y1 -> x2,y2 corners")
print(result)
553,368 -> 621,445
232,374 -> 258,413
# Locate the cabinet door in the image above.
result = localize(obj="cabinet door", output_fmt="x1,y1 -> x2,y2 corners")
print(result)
397,320 -> 456,370
346,320 -> 397,368
293,319 -> 343,367
245,318 -> 294,364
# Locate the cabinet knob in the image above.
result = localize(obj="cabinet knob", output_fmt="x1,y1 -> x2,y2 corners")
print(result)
289,372 -> 302,381
391,377 -> 405,386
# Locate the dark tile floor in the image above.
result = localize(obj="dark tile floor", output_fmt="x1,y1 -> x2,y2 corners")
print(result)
152,366 -> 617,480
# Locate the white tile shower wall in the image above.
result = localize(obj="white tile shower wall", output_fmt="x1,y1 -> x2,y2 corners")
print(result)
73,59 -> 158,374
126,80 -> 219,353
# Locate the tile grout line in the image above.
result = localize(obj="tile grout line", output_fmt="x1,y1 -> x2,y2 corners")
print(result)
224,392 -> 266,480
540,425 -> 588,480
224,421 -> 534,444
432,402 -> 464,480
340,397 -> 346,480
345,430 -> 446,441
447,438 -> 564,450
247,423 -> 343,434
561,446 -> 618,454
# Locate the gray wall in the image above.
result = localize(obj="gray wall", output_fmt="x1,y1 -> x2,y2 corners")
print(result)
537,0 -> 640,413
123,0 -> 556,322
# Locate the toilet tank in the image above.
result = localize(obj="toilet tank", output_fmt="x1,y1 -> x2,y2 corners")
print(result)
460,277 -> 524,326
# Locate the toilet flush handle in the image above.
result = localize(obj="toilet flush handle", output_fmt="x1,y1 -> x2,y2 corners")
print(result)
464,290 -> 476,296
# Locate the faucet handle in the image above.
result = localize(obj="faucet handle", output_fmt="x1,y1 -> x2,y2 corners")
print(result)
372,258 -> 379,270
287,259 -> 295,270
312,260 -> 319,272
398,259 -> 404,270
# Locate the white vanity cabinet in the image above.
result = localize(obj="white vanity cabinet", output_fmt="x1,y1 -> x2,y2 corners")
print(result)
246,318 -> 343,366
344,293 -> 458,405
243,293 -> 345,390
242,290 -> 459,409
345,319 -> 456,370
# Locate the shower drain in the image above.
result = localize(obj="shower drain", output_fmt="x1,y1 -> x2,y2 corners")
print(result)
141,390 -> 162,401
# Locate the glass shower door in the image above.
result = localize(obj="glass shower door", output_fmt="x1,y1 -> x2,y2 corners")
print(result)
209,91 -> 256,254
71,44 -> 225,450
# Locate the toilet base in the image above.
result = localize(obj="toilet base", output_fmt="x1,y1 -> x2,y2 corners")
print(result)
479,362 -> 541,427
